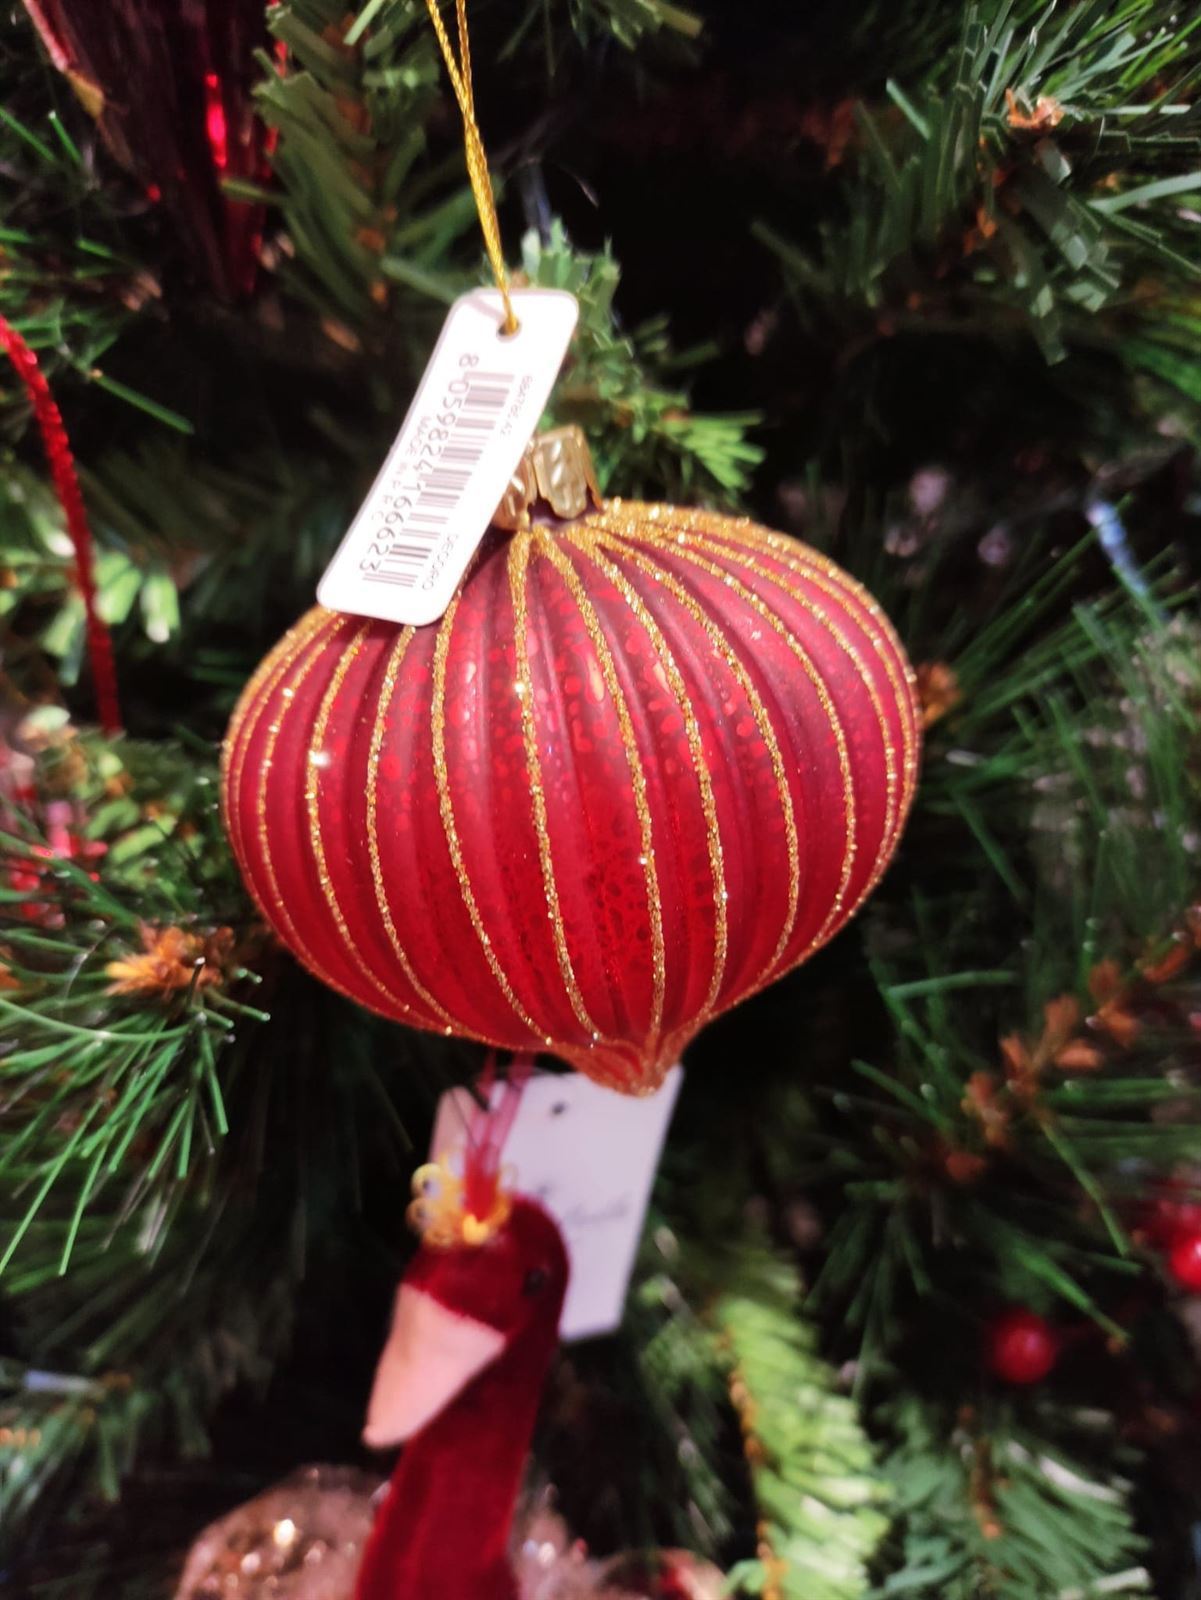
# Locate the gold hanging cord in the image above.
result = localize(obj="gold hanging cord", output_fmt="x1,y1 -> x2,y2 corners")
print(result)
422,0 -> 518,335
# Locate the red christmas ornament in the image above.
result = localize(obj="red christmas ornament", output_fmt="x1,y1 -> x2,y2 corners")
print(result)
1167,1231 -> 1201,1293
988,1308 -> 1059,1385
222,435 -> 921,1093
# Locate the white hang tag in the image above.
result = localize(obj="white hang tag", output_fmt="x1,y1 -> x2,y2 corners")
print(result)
317,287 -> 579,627
431,1066 -> 683,1342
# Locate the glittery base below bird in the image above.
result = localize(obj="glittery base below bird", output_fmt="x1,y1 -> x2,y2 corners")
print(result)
174,1072 -> 721,1600
173,1470 -> 722,1599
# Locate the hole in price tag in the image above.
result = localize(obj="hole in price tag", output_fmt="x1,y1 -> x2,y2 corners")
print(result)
317,287 -> 579,628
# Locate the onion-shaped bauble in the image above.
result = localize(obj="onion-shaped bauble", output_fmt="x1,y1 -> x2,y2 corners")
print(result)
222,503 -> 921,1093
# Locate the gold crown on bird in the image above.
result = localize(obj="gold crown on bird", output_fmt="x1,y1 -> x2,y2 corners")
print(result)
407,1154 -> 515,1249
407,1058 -> 529,1248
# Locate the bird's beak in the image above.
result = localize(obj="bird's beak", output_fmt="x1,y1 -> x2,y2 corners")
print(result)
362,1284 -> 506,1449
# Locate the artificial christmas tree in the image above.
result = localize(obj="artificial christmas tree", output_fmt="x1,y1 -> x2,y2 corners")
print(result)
2,2 -> 1201,1598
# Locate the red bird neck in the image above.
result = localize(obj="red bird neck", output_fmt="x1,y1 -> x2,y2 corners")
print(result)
355,1319 -> 558,1600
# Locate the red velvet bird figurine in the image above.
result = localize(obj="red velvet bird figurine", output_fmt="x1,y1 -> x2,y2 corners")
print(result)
355,1070 -> 570,1600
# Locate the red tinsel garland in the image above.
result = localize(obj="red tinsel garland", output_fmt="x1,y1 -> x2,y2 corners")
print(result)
0,316 -> 122,735
22,0 -> 273,298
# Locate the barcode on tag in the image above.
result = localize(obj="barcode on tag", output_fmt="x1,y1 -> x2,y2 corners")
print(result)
318,288 -> 579,627
359,369 -> 517,591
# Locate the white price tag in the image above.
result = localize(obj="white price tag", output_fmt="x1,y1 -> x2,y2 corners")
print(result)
431,1067 -> 682,1342
318,287 -> 579,627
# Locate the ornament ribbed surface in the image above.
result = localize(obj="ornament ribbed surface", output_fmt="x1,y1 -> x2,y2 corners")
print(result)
222,503 -> 921,1092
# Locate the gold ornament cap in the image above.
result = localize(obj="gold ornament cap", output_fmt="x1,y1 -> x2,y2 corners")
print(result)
493,425 -> 602,531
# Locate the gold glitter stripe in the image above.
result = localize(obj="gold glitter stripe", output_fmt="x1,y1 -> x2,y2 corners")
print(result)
701,515 -> 921,813
687,532 -> 900,901
224,609 -> 338,886
221,608 -> 331,855
252,613 -> 364,1006
306,623 -> 419,1019
785,550 -> 919,814
365,628 -> 474,1037
662,507 -> 922,814
507,534 -> 607,1044
568,534 -> 729,1016
533,530 -> 668,1047
601,519 -> 858,966
607,542 -> 801,995
431,590 -> 548,1042
615,504 -> 919,907
756,541 -> 920,857
605,502 -> 920,733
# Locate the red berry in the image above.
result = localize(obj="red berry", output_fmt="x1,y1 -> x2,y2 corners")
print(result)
1167,1231 -> 1201,1292
1144,1181 -> 1201,1247
988,1308 -> 1058,1384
